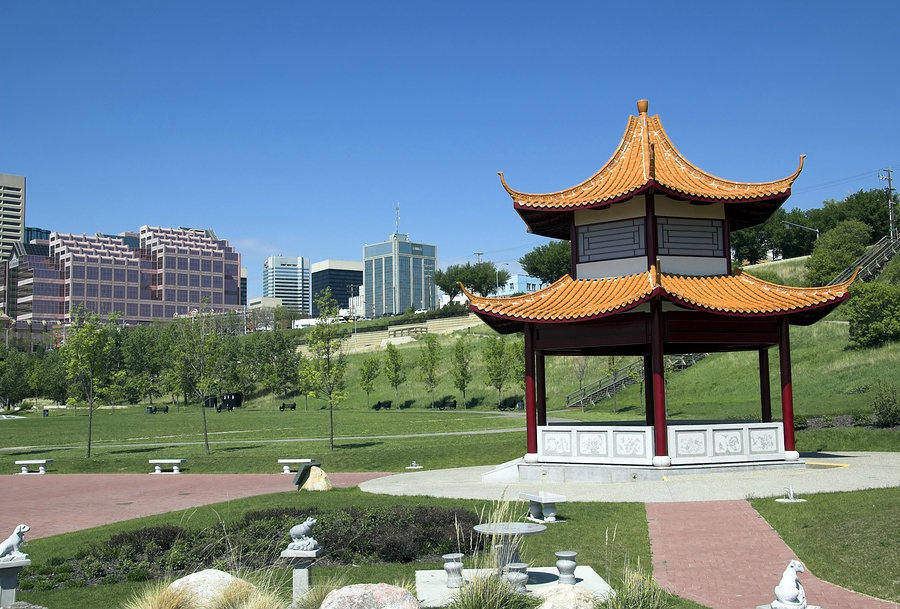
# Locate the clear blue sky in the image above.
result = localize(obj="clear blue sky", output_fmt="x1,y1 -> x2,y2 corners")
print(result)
2,1 -> 897,296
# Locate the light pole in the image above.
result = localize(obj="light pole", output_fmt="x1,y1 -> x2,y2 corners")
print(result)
783,220 -> 820,239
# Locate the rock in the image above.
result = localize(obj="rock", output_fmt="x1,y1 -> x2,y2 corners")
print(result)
535,584 -> 596,609
319,583 -> 420,609
301,466 -> 333,491
4,603 -> 49,609
168,568 -> 254,608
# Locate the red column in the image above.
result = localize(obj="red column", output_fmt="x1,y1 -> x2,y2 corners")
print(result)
644,352 -> 654,425
524,324 -> 538,455
759,348 -> 772,422
650,301 -> 667,458
779,319 -> 796,453
535,351 -> 547,426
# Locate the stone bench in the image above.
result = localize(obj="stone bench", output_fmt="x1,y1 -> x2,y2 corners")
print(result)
15,459 -> 52,475
149,459 -> 186,474
521,491 -> 566,523
278,458 -> 316,475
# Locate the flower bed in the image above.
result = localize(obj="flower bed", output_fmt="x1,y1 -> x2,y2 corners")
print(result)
20,505 -> 482,591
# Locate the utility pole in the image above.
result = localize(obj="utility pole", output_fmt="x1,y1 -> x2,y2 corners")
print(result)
473,251 -> 484,263
879,168 -> 895,241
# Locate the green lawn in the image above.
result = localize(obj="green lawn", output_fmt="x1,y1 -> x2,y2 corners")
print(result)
751,487 -> 900,602
18,489 -> 706,609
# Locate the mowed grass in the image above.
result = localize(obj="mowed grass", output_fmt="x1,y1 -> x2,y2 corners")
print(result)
18,488 -> 706,609
554,322 -> 898,421
751,487 -> 900,602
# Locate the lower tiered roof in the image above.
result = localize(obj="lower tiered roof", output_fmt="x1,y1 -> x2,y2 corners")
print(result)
462,268 -> 857,332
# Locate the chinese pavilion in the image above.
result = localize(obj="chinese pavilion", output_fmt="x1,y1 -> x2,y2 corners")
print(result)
464,100 -> 856,470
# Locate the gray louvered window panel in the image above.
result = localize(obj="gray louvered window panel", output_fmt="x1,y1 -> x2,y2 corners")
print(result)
657,217 -> 724,257
577,218 -> 646,262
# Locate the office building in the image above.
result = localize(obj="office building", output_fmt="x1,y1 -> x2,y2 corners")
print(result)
363,233 -> 436,317
310,259 -> 363,316
0,225 -> 242,325
0,174 -> 26,261
262,255 -> 311,315
495,274 -> 545,297
24,226 -> 51,244
240,267 -> 248,306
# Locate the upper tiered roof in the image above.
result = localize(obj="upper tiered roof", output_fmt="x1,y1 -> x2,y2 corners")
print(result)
501,100 -> 805,238
462,268 -> 857,333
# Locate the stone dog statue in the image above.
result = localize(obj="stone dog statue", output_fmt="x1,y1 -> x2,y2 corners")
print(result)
287,517 -> 319,551
0,524 -> 30,561
772,560 -> 808,609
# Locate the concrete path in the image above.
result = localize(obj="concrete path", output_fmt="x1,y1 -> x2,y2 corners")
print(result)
359,452 -> 900,502
0,472 -> 387,539
647,500 -> 897,608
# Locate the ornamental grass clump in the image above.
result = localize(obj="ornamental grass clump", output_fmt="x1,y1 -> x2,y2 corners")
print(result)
121,580 -> 196,609
290,574 -> 348,609
595,562 -> 664,609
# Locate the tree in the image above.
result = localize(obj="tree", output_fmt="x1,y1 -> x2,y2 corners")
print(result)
296,354 -> 316,411
259,330 -> 300,398
519,240 -> 570,285
730,224 -> 770,266
383,342 -> 406,405
306,288 -> 348,450
606,356 -> 624,413
814,189 -> 894,240
506,336 -> 525,404
433,266 -> 464,302
418,334 -> 441,408
482,336 -> 509,409
462,262 -> 510,296
26,349 -> 68,405
359,354 -> 380,409
450,336 -> 473,407
846,283 -> 900,349
0,346 -> 32,409
170,308 -> 224,455
571,356 -> 591,412
121,324 -> 167,404
60,312 -> 121,458
805,220 -> 872,285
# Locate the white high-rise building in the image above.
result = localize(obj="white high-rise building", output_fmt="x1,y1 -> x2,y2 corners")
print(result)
262,255 -> 311,315
0,174 -> 26,261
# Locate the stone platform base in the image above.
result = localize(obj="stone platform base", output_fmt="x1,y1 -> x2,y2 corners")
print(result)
415,566 -> 612,607
483,458 -> 806,484
757,606 -> 821,609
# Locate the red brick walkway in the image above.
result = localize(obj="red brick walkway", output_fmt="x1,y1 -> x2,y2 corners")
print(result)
646,500 -> 897,609
0,472 -> 388,539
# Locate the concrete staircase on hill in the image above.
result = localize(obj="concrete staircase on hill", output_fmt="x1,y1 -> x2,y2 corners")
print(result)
565,353 -> 707,411
342,313 -> 483,352
831,235 -> 900,284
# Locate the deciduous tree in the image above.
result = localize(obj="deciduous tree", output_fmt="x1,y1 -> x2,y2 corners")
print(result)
306,288 -> 348,450
418,334 -> 441,408
450,336 -> 473,407
359,354 -> 380,409
518,240 -> 570,285
482,336 -> 509,410
383,342 -> 406,406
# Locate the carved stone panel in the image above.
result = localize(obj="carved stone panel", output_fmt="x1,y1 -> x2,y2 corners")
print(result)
577,432 -> 608,457
542,432 -> 573,457
675,430 -> 707,456
613,432 -> 647,457
749,428 -> 779,454
712,430 -> 743,455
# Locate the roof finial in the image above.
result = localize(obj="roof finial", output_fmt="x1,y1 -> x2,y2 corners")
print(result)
637,99 -> 649,115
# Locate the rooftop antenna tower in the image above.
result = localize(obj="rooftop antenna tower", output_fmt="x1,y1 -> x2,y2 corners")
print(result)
395,202 -> 400,235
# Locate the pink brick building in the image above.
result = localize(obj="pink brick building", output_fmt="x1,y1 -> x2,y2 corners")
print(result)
0,226 -> 242,327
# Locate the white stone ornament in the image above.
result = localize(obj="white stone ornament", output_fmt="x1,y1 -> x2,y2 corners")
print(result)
0,525 -> 29,561
442,553 -> 464,588
287,517 -> 320,551
555,551 -> 577,585
768,560 -> 820,609
775,485 -> 807,503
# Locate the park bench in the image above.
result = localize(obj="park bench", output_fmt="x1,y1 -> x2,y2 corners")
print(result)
279,402 -> 297,411
149,458 -> 186,474
145,405 -> 169,414
15,459 -> 52,475
278,458 -> 315,474
215,403 -> 234,412
436,400 -> 457,411
222,392 -> 244,408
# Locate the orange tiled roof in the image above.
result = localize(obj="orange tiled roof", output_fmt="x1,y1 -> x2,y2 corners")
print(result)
500,99 -> 805,210
462,268 -> 856,325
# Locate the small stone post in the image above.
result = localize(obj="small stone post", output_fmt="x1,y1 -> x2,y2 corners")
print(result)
281,517 -> 323,602
555,551 -> 577,585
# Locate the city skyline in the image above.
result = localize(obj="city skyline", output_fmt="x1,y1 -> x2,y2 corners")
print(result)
2,2 -> 897,294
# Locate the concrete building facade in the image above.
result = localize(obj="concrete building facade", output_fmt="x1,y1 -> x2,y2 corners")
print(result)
310,259 -> 363,316
262,255 -> 311,315
0,174 -> 26,261
495,273 -> 545,297
363,233 -> 436,317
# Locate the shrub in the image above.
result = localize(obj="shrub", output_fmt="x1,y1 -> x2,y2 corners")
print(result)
846,283 -> 900,349
872,381 -> 899,428
805,220 -> 872,285
447,575 -> 540,609
598,566 -> 665,609
793,414 -> 808,430
879,255 -> 900,285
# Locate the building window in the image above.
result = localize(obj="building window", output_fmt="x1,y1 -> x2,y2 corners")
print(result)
86,267 -> 99,280
114,269 -> 125,282
656,217 -> 724,257
113,285 -> 125,299
100,267 -> 113,281
577,218 -> 647,263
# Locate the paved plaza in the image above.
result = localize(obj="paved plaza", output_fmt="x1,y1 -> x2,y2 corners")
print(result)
648,500 -> 897,608
1,472 -> 387,539
358,452 -> 900,502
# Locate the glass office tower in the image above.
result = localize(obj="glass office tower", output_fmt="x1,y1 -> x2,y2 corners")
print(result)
363,233 -> 436,318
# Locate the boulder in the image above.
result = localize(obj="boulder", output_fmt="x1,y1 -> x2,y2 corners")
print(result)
535,584 -> 596,609
168,568 -> 254,608
319,583 -> 420,609
4,603 -> 49,609
301,466 -> 333,491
